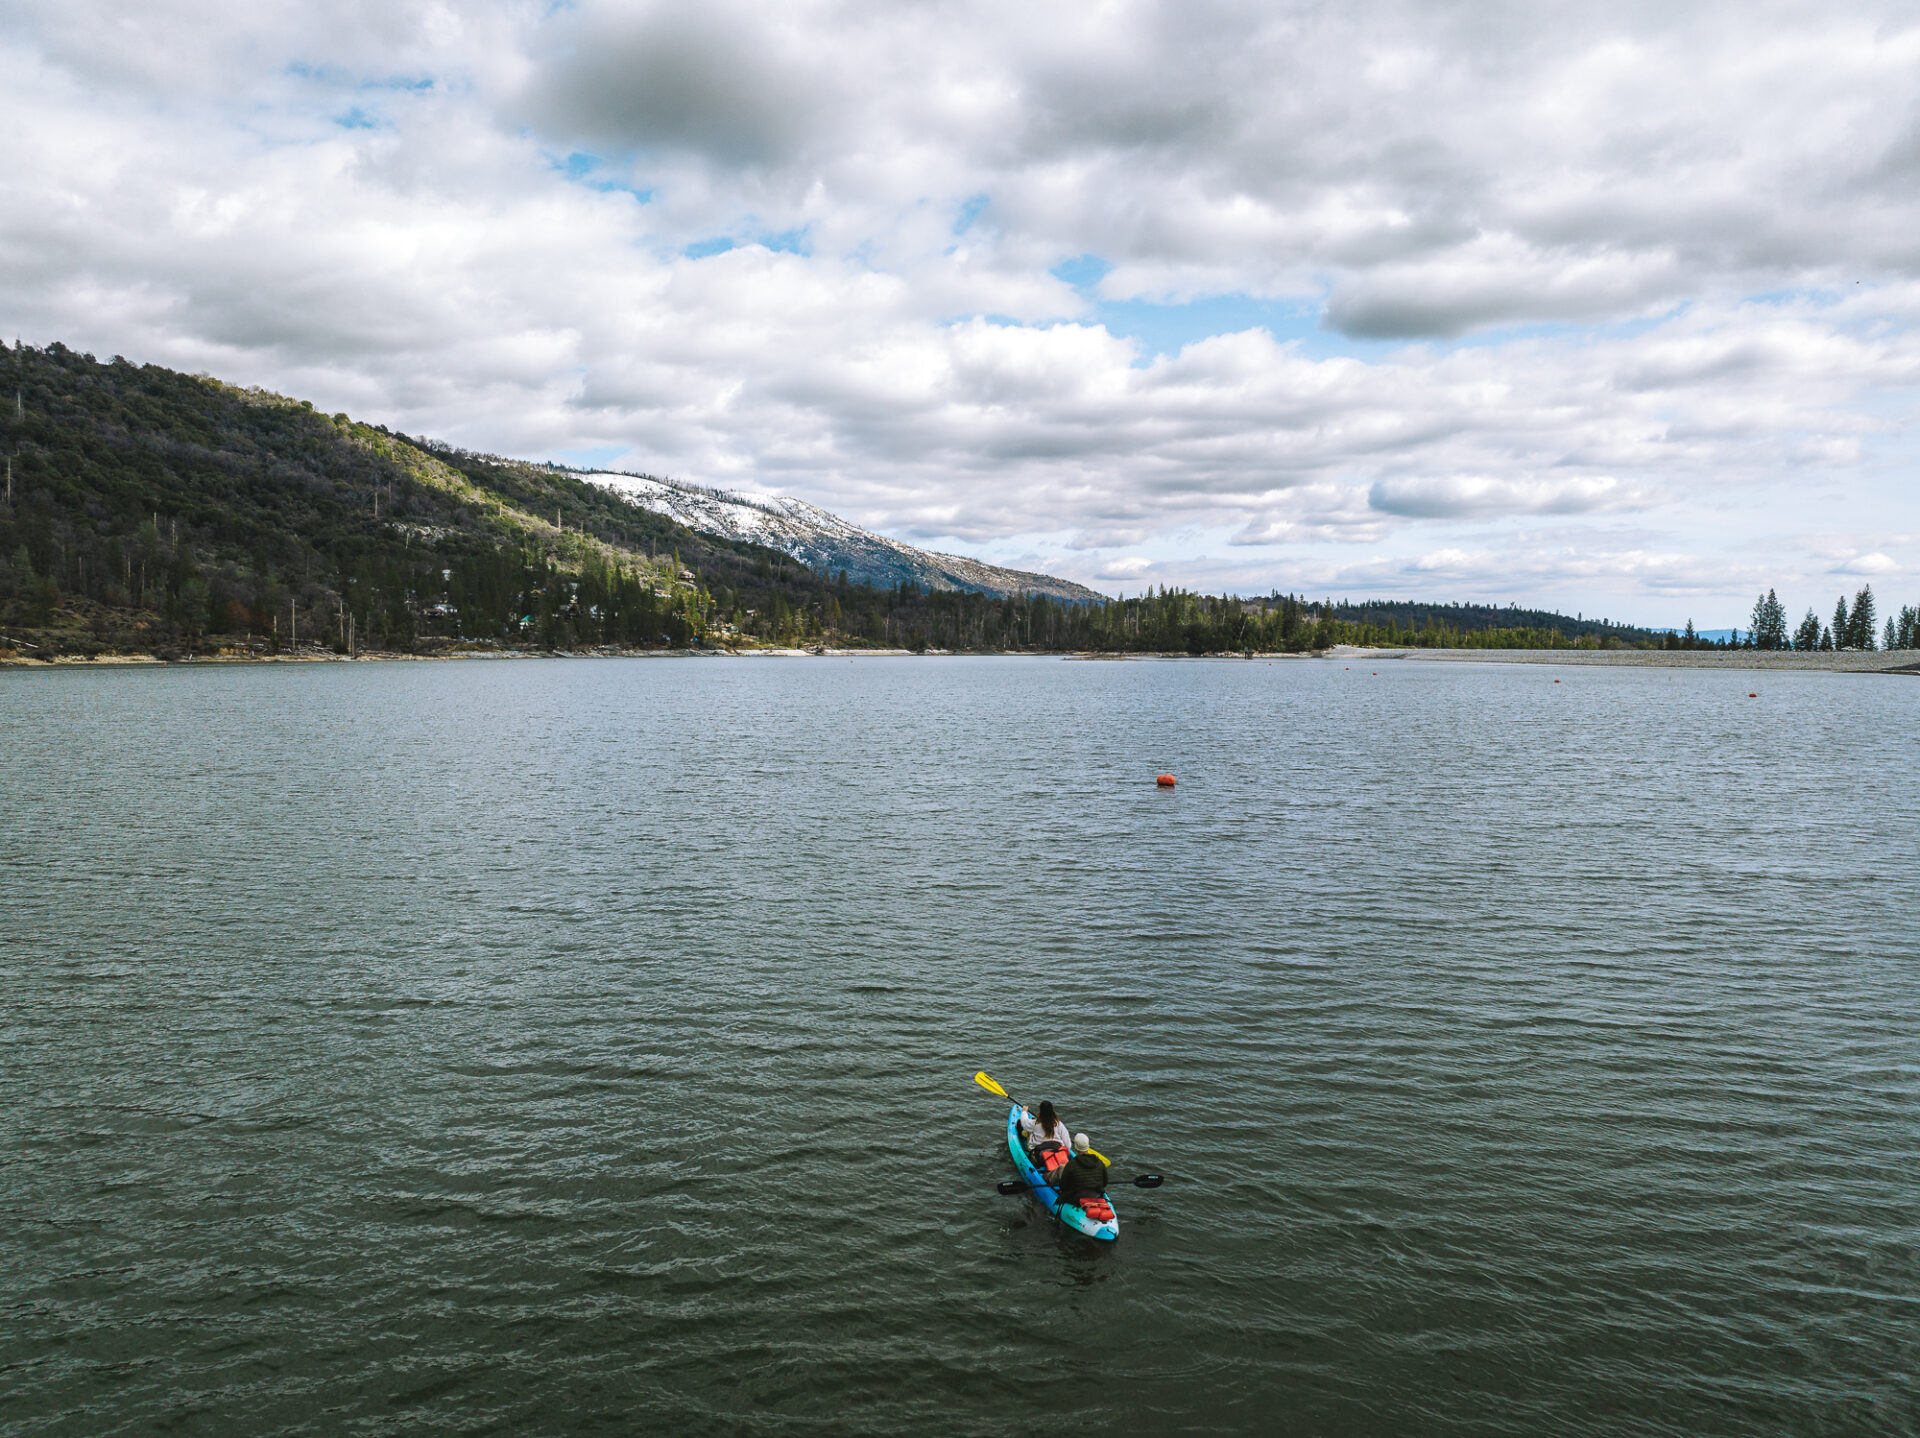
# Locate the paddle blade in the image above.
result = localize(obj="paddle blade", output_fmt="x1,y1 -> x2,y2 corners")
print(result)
996,1180 -> 1029,1195
974,1071 -> 1009,1100
1131,1174 -> 1164,1188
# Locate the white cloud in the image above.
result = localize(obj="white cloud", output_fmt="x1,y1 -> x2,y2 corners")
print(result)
1829,551 -> 1899,575
1369,475 -> 1654,519
1,0 -> 1918,621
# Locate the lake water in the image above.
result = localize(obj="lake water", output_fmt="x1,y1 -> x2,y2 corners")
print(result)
3,656 -> 1916,1435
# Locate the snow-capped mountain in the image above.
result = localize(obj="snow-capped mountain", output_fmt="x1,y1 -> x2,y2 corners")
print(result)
580,472 -> 1103,603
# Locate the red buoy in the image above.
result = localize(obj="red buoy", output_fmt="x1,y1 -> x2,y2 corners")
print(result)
1748,692 -> 1757,698
1156,773 -> 1176,787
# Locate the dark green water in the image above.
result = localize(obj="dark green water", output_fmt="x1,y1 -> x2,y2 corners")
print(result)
3,657 -> 1916,1435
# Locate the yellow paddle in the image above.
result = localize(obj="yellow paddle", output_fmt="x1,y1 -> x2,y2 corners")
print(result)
974,1070 -> 1109,1164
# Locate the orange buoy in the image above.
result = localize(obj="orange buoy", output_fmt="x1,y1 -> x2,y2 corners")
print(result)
1748,692 -> 1757,698
1156,773 -> 1176,787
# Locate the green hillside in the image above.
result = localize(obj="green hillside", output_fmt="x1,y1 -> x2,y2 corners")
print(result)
1,342 -> 1680,659
0,342 -> 1097,657
0,343 -> 717,656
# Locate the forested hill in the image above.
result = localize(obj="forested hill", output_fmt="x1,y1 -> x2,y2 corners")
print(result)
1297,598 -> 1663,646
0,342 -> 720,656
2,342 -> 1676,658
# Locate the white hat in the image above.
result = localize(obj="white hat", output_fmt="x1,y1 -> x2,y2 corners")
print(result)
1072,1133 -> 1090,1153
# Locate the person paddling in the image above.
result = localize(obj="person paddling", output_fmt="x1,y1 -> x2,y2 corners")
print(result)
1018,1101 -> 1072,1173
1054,1133 -> 1111,1205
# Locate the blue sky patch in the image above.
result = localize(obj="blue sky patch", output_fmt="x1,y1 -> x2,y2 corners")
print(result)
962,291 -> 1403,364
1051,253 -> 1112,289
290,63 -> 433,92
593,181 -> 653,203
548,151 -> 652,203
1097,294 -> 1319,360
953,194 -> 989,235
685,228 -> 809,259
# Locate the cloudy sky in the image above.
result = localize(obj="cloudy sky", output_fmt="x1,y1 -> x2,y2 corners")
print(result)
4,0 -> 1917,623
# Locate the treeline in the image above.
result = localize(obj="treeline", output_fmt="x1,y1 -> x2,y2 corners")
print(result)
1066,590 -> 1649,654
0,342 -> 706,656
1745,586 -> 1917,651
622,582 -> 1672,656
13,342 -> 1874,662
1261,597 -> 1663,646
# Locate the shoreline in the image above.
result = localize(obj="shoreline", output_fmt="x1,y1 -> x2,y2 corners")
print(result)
0,644 -> 923,667
3,644 -> 1915,674
1355,646 -> 1919,674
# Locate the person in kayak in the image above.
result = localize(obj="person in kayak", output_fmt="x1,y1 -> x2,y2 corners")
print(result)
1054,1134 -> 1111,1204
1018,1101 -> 1072,1175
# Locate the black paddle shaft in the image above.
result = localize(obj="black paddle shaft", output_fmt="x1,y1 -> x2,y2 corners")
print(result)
997,1175 -> 1163,1194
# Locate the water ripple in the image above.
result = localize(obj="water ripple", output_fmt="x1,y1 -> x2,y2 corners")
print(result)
2,657 -> 1915,1435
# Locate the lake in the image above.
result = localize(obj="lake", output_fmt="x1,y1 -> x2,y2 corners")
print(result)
3,655 -> 1915,1435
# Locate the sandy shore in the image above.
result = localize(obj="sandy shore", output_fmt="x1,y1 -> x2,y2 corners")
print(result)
1335,646 -> 1920,674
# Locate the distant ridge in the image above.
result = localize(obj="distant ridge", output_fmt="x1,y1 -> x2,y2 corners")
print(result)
578,470 -> 1103,604
14,342 -> 1823,662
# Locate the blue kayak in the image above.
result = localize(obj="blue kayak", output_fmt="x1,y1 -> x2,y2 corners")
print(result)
1005,1103 -> 1119,1241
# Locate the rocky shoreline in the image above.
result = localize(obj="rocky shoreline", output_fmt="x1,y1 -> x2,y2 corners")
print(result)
5,643 -> 1915,673
0,643 -> 920,667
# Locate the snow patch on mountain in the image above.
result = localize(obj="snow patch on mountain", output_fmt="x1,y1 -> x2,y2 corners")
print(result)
580,472 -> 1102,603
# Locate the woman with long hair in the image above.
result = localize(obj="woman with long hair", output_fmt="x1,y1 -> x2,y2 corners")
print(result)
1019,1100 -> 1072,1172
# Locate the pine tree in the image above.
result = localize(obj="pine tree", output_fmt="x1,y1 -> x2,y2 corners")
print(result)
1793,607 -> 1822,651
1832,595 -> 1850,649
1848,585 -> 1876,650
1749,589 -> 1787,649
1898,604 -> 1920,650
